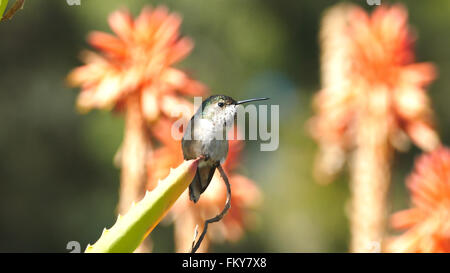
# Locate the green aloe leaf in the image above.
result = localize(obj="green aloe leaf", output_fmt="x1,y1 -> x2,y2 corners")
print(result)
0,0 -> 8,20
85,158 -> 199,253
1,0 -> 24,21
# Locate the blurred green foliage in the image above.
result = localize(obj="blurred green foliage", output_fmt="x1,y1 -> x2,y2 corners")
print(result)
0,0 -> 449,252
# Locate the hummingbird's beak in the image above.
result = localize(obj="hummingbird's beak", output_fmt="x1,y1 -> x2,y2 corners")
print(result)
235,97 -> 269,105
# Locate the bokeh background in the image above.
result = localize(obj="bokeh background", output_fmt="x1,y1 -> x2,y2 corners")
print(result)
0,0 -> 449,252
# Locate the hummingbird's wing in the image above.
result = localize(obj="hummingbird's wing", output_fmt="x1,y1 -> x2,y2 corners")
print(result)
189,161 -> 216,203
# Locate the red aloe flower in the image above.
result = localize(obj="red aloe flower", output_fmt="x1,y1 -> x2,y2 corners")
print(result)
387,147 -> 450,253
309,4 -> 440,252
68,6 -> 206,121
310,4 -> 439,182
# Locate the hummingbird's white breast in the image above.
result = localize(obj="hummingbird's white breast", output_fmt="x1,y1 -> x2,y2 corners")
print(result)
182,103 -> 237,164
185,116 -> 231,164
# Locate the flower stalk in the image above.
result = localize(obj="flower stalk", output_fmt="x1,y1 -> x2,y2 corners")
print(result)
118,94 -> 151,214
350,106 -> 391,252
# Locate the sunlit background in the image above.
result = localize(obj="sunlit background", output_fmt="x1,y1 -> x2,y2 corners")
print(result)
1,0 -> 450,252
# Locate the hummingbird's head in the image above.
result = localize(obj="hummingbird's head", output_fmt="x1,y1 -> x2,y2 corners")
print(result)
201,95 -> 237,126
200,95 -> 269,128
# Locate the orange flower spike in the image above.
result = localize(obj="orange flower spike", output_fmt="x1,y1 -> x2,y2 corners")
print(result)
67,6 -> 206,122
388,147 -> 450,253
348,4 -> 438,146
310,3 -> 440,253
310,4 -> 439,178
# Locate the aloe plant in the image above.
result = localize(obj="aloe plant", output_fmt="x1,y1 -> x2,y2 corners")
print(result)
0,0 -> 8,20
0,0 -> 24,21
85,158 -> 199,253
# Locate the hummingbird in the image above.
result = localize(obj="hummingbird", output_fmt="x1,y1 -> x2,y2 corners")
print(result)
182,95 -> 269,203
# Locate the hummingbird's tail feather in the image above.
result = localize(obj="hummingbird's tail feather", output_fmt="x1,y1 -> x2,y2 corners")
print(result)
189,163 -> 217,203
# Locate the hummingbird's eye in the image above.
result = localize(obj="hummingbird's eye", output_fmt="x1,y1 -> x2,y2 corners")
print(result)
218,102 -> 224,107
